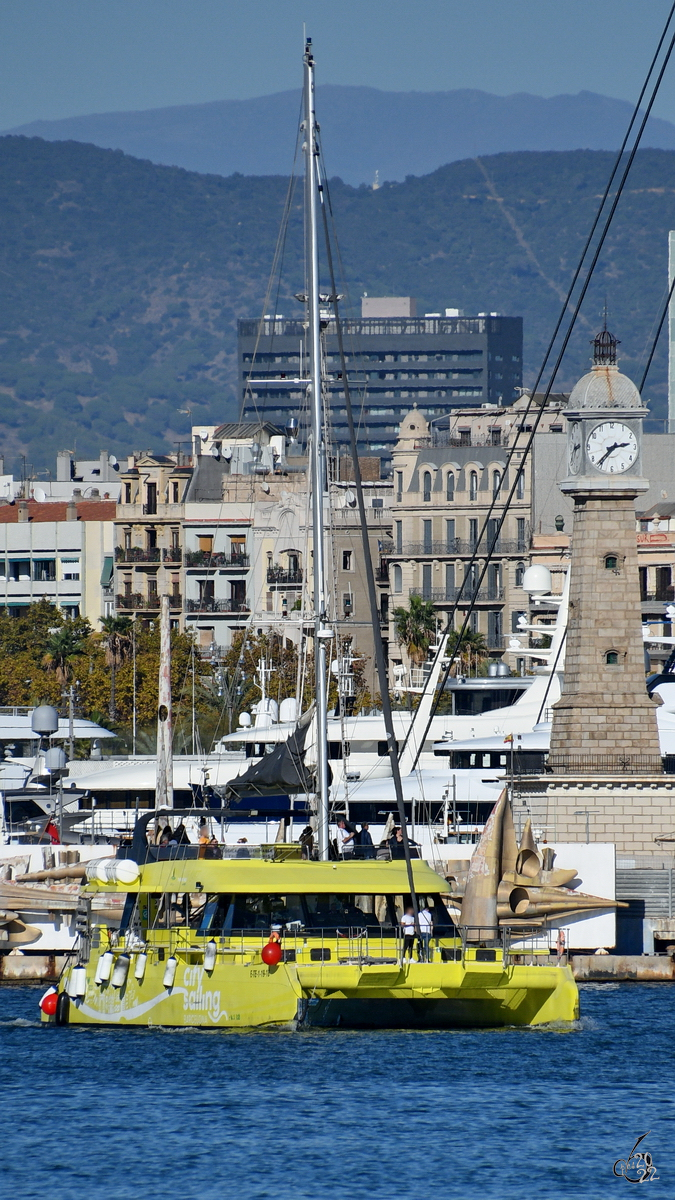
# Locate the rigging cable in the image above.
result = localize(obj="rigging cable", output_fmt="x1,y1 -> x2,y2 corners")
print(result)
639,268 -> 675,395
397,4 -> 675,768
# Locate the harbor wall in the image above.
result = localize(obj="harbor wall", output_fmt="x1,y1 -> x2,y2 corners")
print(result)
0,954 -> 68,983
518,775 -> 675,855
572,954 -> 675,981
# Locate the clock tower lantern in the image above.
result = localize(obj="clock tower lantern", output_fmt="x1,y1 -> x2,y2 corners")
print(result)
549,327 -> 661,767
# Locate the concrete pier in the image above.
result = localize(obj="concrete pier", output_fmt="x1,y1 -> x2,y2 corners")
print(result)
572,954 -> 675,981
0,954 -> 68,983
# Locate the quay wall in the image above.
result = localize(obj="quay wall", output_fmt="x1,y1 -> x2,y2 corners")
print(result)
0,954 -> 68,983
572,954 -> 675,981
517,775 -> 675,856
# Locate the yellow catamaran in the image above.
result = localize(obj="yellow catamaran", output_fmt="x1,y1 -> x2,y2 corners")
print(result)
43,844 -> 577,1029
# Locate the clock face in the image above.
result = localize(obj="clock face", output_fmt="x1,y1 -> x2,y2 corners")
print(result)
586,421 -> 637,474
569,422 -> 581,475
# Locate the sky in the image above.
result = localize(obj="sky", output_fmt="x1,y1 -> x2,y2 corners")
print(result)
2,0 -> 675,129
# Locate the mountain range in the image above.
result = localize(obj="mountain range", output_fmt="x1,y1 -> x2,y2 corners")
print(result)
0,135 -> 672,473
8,87 -> 675,186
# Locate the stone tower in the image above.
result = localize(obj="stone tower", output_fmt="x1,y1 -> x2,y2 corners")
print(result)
549,327 -> 661,769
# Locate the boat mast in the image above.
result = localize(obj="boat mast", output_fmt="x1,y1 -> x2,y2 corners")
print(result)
303,37 -> 330,860
156,593 -> 173,809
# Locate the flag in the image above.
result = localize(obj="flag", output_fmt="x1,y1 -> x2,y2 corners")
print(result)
44,820 -> 60,844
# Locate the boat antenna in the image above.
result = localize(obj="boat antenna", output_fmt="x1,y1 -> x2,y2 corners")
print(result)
303,36 -> 330,859
317,151 -> 420,930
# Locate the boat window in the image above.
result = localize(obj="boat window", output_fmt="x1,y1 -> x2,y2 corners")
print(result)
378,740 -> 400,756
199,894 -> 308,934
303,894 -> 389,931
190,893 -> 456,936
197,894 -> 227,933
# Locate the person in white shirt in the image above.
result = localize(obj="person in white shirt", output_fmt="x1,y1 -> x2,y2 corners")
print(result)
336,818 -> 355,857
417,903 -> 433,962
400,905 -> 416,959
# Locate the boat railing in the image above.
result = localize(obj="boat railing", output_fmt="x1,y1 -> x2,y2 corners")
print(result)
458,923 -> 552,965
116,842 -> 405,865
114,920 -> 556,969
117,843 -> 291,864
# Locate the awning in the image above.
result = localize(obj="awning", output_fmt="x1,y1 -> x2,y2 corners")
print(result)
100,555 -> 114,587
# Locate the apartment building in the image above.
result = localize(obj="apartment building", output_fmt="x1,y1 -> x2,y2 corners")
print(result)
0,497 -> 115,624
181,423 -> 307,654
181,435 -> 392,694
114,453 -> 192,627
385,394 -> 569,675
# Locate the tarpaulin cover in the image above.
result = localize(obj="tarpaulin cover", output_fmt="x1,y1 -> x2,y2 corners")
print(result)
221,707 -> 324,799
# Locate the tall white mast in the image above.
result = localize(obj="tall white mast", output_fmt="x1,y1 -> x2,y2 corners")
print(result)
303,38 -> 330,859
156,593 -> 173,809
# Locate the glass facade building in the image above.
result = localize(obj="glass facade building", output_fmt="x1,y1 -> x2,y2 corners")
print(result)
239,314 -> 523,474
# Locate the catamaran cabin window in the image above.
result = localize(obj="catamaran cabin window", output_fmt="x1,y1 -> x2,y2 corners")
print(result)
191,893 -> 455,935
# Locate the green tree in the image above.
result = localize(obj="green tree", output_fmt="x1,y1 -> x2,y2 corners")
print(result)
446,627 -> 489,673
100,615 -> 133,721
393,595 -> 436,665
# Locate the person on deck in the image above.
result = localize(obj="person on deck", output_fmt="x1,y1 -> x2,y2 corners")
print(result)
400,905 -> 416,960
359,823 -> 374,859
389,827 -> 419,859
337,818 -> 355,857
417,902 -> 433,962
198,821 -> 210,859
299,826 -> 315,860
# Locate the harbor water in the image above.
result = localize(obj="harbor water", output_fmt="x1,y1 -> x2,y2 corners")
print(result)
1,983 -> 673,1199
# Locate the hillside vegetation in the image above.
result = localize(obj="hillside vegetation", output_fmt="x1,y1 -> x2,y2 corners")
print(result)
0,136 -> 673,471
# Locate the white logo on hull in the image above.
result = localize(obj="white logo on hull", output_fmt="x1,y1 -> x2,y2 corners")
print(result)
182,964 -> 224,1023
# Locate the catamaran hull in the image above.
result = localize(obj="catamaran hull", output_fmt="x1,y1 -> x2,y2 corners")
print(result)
47,956 -> 578,1030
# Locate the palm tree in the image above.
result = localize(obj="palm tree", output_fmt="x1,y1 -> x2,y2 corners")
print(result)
447,628 -> 489,673
393,595 -> 436,665
43,626 -> 86,685
100,615 -> 133,721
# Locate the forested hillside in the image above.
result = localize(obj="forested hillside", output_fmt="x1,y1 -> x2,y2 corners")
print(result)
0,135 -> 674,471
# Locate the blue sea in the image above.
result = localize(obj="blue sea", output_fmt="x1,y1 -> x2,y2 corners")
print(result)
1,982 -> 673,1200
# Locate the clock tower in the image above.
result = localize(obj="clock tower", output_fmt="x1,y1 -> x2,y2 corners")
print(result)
549,327 -> 661,767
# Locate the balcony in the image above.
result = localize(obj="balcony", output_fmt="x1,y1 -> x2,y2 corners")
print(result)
266,566 -> 303,586
408,587 -> 505,603
116,546 -> 161,563
116,593 -> 182,610
186,598 -> 250,614
163,548 -> 183,563
641,589 -> 675,603
397,538 -> 528,557
376,564 -> 390,582
415,431 -> 510,450
185,550 -> 250,569
546,753 -> 663,776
